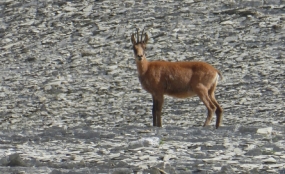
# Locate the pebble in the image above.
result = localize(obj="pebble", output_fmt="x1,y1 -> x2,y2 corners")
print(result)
262,157 -> 277,164
257,127 -> 273,134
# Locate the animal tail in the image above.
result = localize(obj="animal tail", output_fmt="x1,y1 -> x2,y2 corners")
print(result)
217,70 -> 223,81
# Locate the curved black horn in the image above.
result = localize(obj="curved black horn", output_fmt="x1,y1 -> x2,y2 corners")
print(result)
136,28 -> 139,43
141,28 -> 145,42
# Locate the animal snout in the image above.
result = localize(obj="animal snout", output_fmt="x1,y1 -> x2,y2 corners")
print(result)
137,55 -> 143,60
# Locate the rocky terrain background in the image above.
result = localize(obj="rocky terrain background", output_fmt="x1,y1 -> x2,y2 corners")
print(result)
0,0 -> 284,173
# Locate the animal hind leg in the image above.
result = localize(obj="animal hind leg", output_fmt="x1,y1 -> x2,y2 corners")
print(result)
194,84 -> 216,127
208,82 -> 223,128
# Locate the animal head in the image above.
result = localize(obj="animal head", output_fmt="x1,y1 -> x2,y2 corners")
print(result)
131,28 -> 148,61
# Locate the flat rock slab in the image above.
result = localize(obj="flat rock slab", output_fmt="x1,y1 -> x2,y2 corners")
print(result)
0,0 -> 285,173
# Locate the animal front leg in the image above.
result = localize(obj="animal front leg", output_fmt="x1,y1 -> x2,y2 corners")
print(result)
152,99 -> 157,126
152,95 -> 164,127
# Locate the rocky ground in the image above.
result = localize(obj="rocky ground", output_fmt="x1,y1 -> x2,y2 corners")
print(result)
0,0 -> 285,173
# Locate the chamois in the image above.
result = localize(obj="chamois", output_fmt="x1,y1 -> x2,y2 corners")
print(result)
131,29 -> 223,128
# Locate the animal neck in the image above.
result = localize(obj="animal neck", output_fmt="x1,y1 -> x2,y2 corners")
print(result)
136,58 -> 149,75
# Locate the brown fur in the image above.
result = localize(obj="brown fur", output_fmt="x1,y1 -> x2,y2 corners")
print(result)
131,30 -> 223,128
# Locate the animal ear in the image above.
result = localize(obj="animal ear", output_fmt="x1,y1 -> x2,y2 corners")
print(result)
144,33 -> 148,44
131,33 -> 136,45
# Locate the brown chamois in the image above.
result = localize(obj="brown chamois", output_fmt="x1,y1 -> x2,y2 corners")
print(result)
131,29 -> 223,129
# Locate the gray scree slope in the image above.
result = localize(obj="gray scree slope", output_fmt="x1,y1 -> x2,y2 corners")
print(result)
0,0 -> 284,173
